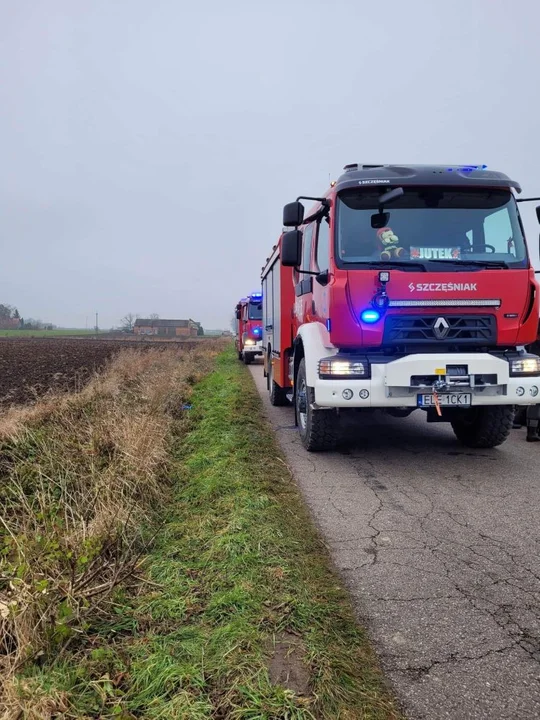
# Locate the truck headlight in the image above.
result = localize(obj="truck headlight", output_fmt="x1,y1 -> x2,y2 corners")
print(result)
245,338 -> 256,346
318,356 -> 370,379
509,355 -> 540,376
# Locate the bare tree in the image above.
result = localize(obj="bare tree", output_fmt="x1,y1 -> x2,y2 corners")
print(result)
149,313 -> 159,320
22,318 -> 44,330
0,303 -> 17,319
120,313 -> 138,333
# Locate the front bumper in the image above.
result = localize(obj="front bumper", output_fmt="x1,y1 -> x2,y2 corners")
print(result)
244,340 -> 263,355
314,352 -> 540,408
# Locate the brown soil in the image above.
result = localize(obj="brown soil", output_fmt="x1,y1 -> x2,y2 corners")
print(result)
266,631 -> 311,696
0,337 -> 200,407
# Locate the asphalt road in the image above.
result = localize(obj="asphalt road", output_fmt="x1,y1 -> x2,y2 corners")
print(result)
249,362 -> 540,720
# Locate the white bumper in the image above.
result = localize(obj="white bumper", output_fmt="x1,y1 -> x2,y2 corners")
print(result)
244,341 -> 263,355
313,352 -> 540,408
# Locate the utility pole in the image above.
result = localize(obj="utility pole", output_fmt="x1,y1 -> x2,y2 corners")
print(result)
95,312 -> 98,336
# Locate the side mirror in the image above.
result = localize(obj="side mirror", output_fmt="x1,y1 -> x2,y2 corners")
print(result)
281,230 -> 302,266
283,201 -> 305,227
536,205 -> 540,224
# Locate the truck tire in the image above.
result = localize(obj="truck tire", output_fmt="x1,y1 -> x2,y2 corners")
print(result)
243,352 -> 253,365
238,350 -> 243,361
451,406 -> 514,448
268,359 -> 289,406
295,359 -> 337,451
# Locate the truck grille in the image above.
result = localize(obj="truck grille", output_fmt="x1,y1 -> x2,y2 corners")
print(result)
383,314 -> 496,346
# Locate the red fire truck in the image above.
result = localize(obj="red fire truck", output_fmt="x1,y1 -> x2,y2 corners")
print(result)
261,164 -> 540,451
235,292 -> 263,364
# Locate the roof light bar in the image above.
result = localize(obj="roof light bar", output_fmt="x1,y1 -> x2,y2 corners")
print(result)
388,299 -> 501,308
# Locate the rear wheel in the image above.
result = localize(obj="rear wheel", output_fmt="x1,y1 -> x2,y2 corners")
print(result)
451,405 -> 514,448
268,358 -> 289,406
295,359 -> 338,451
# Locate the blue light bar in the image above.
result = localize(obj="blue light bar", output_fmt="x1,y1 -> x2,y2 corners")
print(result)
361,309 -> 381,324
250,292 -> 262,299
447,165 -> 487,172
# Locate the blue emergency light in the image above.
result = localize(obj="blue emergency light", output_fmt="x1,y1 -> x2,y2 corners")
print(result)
361,309 -> 381,324
447,165 -> 487,172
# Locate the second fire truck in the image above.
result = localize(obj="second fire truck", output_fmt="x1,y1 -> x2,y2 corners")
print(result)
235,292 -> 263,364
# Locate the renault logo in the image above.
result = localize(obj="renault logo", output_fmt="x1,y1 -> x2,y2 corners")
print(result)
433,317 -> 450,339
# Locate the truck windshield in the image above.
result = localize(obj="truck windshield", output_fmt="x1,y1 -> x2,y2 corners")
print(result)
248,302 -> 262,320
336,188 -> 527,269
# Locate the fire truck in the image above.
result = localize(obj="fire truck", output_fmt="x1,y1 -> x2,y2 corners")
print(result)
235,292 -> 263,364
261,164 -> 540,451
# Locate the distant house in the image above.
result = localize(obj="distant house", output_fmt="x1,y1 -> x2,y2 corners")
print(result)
134,318 -> 199,338
0,317 -> 21,330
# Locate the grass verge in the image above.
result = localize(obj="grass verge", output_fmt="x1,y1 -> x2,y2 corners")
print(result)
5,347 -> 401,719
0,342 -> 224,715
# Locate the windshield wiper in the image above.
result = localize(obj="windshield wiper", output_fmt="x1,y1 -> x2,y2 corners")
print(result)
428,259 -> 510,269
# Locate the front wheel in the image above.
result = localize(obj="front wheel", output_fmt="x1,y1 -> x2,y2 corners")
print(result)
295,359 -> 338,451
451,405 -> 514,448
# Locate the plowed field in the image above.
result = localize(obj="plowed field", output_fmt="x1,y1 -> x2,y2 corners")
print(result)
0,337 -> 198,406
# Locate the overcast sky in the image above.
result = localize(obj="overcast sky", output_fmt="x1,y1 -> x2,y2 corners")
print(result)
1,0 -> 539,329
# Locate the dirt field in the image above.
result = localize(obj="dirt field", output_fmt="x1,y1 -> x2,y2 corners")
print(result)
0,337 -> 200,407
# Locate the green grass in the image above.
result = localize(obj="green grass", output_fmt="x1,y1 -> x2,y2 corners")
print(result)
15,347 -> 401,719
0,328 -> 107,337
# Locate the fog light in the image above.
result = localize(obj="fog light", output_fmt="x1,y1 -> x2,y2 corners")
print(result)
342,389 -> 353,400
516,386 -> 525,396
531,386 -> 539,397
359,389 -> 370,399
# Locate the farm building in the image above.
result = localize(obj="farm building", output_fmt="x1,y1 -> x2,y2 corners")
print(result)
0,317 -> 21,330
134,318 -> 200,337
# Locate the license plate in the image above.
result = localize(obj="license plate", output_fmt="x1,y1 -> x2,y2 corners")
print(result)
417,393 -> 472,407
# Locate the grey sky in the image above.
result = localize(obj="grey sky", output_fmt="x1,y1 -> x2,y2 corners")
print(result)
1,0 -> 539,329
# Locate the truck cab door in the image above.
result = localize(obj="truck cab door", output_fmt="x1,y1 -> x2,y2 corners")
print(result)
312,216 -> 331,325
294,223 -> 315,324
